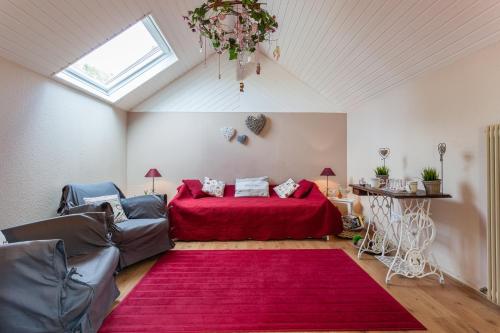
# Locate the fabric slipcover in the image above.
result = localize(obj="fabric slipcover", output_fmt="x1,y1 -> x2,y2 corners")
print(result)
64,202 -> 117,234
121,195 -> 166,219
58,182 -> 174,268
0,213 -> 121,333
3,213 -> 111,257
57,182 -> 125,214
112,218 -> 170,267
68,246 -> 120,330
0,240 -> 93,333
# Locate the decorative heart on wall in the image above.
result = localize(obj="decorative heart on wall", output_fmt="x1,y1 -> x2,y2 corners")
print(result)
237,134 -> 248,144
378,147 -> 391,159
245,114 -> 266,135
220,127 -> 236,141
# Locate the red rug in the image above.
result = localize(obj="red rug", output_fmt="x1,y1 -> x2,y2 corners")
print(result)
100,250 -> 425,332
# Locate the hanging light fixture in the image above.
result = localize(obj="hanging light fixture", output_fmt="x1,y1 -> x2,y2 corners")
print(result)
183,0 -> 279,89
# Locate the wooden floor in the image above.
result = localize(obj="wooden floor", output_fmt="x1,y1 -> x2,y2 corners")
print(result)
114,239 -> 500,333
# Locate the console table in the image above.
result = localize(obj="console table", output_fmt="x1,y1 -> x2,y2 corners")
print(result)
350,184 -> 451,284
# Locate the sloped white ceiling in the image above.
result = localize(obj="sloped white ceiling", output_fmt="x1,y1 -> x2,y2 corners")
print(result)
0,0 -> 208,110
134,52 -> 334,113
2,1 -> 500,111
262,0 -> 500,111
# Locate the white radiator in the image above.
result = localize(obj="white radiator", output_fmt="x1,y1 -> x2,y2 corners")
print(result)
487,124 -> 500,305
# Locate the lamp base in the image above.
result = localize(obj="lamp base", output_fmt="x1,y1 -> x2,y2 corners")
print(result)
326,176 -> 329,196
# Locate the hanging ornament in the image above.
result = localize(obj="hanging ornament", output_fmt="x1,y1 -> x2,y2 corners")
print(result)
273,45 -> 281,61
204,37 -> 207,65
218,52 -> 221,80
183,0 -> 279,87
255,52 -> 261,75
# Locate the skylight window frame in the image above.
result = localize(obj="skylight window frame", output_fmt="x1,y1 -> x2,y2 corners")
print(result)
55,15 -> 177,103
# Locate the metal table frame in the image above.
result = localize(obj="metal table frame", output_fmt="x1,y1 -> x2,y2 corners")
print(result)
351,185 -> 451,284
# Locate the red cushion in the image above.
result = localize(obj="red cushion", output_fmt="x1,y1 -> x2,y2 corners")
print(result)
182,179 -> 207,199
292,179 -> 315,198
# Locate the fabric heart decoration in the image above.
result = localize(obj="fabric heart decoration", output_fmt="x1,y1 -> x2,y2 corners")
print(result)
220,127 -> 236,141
245,114 -> 266,135
237,134 -> 248,144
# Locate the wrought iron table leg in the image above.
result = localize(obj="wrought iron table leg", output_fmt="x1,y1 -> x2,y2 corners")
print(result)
357,192 -> 393,258
376,198 -> 444,284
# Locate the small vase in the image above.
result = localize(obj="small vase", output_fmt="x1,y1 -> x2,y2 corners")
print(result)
376,175 -> 389,187
422,180 -> 441,195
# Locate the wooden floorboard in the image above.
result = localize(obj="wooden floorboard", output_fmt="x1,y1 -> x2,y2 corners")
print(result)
113,239 -> 500,333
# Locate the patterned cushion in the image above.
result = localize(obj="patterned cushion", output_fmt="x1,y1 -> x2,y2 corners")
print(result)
202,177 -> 225,197
83,194 -> 128,223
274,178 -> 300,198
235,177 -> 269,197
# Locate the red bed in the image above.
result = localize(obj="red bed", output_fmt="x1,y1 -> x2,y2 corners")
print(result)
168,183 -> 343,241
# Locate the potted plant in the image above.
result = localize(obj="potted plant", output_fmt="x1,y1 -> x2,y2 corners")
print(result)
374,166 -> 390,186
421,167 -> 441,194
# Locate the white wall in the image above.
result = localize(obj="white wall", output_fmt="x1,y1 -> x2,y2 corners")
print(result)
348,40 -> 500,290
134,53 -> 336,113
0,57 -> 127,229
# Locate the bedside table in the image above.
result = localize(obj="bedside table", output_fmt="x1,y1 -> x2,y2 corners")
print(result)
329,197 -> 355,215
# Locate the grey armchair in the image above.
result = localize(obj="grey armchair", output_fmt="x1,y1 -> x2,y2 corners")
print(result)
0,213 -> 120,333
58,182 -> 174,269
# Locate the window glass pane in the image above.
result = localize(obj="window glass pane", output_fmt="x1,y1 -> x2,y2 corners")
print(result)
71,21 -> 161,87
55,15 -> 177,103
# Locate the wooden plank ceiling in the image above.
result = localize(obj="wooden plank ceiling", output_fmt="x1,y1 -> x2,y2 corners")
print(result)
0,0 -> 207,110
1,0 -> 500,111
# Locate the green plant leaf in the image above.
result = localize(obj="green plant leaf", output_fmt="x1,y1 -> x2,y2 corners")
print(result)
374,166 -> 389,176
421,167 -> 440,181
229,47 -> 238,60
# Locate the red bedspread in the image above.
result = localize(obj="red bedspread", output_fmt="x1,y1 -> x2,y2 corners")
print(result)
168,184 -> 343,241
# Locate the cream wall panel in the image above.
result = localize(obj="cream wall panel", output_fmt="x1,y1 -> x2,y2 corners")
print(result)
0,56 -> 127,229
347,39 -> 500,290
126,112 -> 346,201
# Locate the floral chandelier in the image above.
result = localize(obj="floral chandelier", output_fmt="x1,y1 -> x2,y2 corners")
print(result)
184,0 -> 279,91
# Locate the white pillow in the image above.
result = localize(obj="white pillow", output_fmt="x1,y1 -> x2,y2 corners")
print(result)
274,178 -> 300,198
83,194 -> 128,223
235,176 -> 269,197
0,231 -> 7,245
202,177 -> 225,197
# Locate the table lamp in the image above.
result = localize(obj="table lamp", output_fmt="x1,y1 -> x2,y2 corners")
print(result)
145,168 -> 162,194
320,167 -> 336,196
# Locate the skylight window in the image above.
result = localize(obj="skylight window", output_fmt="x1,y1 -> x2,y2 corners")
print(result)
55,15 -> 177,103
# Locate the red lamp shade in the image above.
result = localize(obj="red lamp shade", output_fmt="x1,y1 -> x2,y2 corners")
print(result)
320,167 -> 336,176
145,168 -> 162,178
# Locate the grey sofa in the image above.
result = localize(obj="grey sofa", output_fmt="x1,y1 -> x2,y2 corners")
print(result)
58,182 -> 174,269
0,213 -> 120,333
